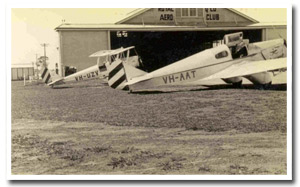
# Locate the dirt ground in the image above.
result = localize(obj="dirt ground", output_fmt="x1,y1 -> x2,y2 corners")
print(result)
11,80 -> 287,175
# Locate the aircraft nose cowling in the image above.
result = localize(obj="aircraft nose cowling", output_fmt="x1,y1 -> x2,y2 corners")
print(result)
244,72 -> 272,85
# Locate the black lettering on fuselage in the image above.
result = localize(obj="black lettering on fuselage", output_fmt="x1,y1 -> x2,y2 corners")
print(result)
186,72 -> 191,79
169,75 -> 175,83
162,70 -> 197,84
180,73 -> 185,81
163,76 -> 168,84
191,70 -> 196,78
91,72 -> 95,77
75,75 -> 83,81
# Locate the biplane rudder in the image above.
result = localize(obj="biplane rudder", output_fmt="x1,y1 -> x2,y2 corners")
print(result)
39,64 -> 63,86
107,59 -> 147,90
40,65 -> 52,84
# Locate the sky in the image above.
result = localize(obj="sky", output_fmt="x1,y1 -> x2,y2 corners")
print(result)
11,8 -> 287,69
11,8 -> 136,69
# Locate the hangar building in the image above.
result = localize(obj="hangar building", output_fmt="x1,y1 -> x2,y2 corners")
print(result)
55,8 -> 287,76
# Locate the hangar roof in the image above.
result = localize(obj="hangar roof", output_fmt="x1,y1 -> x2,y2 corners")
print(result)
55,8 -> 286,31
11,64 -> 34,68
115,8 -> 258,24
55,22 -> 286,31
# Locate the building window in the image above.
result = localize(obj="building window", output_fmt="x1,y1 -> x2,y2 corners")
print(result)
182,8 -> 189,17
190,8 -> 197,16
181,8 -> 197,17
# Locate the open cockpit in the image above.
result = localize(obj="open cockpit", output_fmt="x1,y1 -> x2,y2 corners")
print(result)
223,32 -> 249,59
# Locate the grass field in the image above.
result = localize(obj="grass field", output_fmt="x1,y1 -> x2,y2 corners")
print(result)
11,80 -> 287,175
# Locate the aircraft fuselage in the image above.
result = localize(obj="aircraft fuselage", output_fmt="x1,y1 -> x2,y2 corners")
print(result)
63,64 -> 107,84
127,39 -> 286,91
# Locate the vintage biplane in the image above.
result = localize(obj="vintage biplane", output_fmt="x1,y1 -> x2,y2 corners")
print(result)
106,32 -> 287,92
41,46 -> 140,87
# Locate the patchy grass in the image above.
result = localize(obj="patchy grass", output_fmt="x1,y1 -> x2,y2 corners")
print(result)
11,80 -> 287,175
11,119 -> 287,175
11,80 -> 286,133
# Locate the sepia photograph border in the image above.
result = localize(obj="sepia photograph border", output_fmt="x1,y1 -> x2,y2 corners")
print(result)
5,1 -> 293,181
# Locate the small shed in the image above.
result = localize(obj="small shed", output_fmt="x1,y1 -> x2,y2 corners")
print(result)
11,64 -> 35,81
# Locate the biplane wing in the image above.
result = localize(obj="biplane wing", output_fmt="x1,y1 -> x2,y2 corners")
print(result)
89,49 -> 117,58
89,46 -> 135,58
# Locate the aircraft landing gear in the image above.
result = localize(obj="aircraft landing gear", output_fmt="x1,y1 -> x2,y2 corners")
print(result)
256,82 -> 272,90
232,80 -> 243,88
263,82 -> 272,90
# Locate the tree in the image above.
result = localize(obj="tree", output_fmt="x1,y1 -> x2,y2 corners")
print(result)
36,56 -> 49,68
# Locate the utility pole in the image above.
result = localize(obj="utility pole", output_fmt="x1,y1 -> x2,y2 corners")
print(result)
35,53 -> 39,78
35,54 -> 38,67
40,43 -> 49,64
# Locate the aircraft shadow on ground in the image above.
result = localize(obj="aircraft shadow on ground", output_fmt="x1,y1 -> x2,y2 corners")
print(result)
195,84 -> 287,91
52,86 -> 72,89
53,83 -> 107,89
132,84 -> 287,95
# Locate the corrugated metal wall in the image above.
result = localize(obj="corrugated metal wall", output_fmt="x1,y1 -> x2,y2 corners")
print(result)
59,31 -> 109,73
262,26 -> 287,41
266,28 -> 287,40
11,67 -> 34,81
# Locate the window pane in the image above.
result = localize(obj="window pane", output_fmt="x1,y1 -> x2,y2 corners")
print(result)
182,8 -> 189,16
215,51 -> 228,59
190,8 -> 197,16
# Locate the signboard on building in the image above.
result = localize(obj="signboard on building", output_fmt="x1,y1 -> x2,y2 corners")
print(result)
158,8 -> 174,21
204,8 -> 220,21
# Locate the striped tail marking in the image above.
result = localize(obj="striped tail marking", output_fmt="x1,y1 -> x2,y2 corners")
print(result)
107,60 -> 129,90
40,67 -> 52,84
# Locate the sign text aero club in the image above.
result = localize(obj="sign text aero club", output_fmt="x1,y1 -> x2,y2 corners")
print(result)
205,8 -> 220,21
158,8 -> 174,21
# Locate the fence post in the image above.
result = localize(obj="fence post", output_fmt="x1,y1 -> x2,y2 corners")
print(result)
23,74 -> 26,86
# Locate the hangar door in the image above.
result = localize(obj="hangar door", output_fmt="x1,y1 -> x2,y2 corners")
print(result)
111,30 -> 262,72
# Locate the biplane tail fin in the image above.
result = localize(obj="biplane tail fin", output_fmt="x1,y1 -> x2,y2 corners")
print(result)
40,66 -> 52,84
40,65 -> 64,87
107,59 -> 147,90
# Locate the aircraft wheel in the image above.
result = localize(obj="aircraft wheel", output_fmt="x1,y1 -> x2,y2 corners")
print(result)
232,80 -> 243,88
256,82 -> 272,90
262,82 -> 272,90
